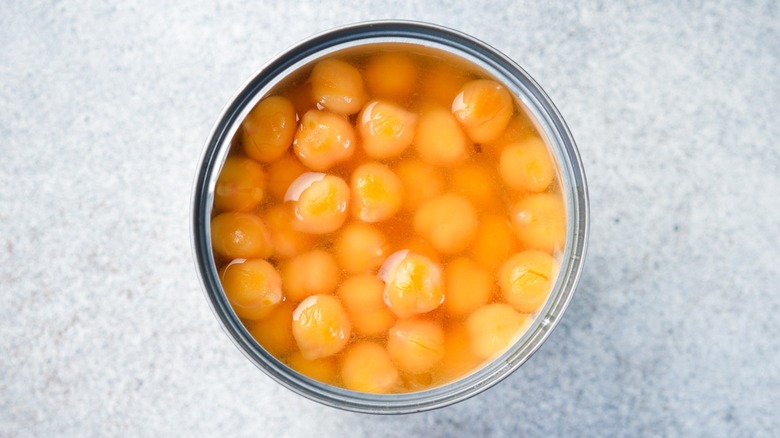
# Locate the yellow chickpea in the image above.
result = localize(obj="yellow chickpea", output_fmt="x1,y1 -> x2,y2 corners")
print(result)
247,301 -> 296,356
210,212 -> 272,260
483,115 -> 538,158
358,100 -> 417,159
444,258 -> 493,317
394,159 -> 444,212
337,274 -> 396,337
500,137 -> 555,192
414,106 -> 470,167
450,161 -> 503,211
511,193 -> 566,253
413,194 -> 478,255
293,110 -> 356,171
421,63 -> 472,108
499,250 -> 557,313
470,214 -> 519,272
220,259 -> 282,320
333,223 -> 389,274
281,249 -> 340,302
309,58 -> 366,115
340,341 -> 399,393
287,173 -> 350,234
350,162 -> 403,223
364,52 -> 418,100
387,318 -> 445,374
262,204 -> 313,259
381,251 -> 444,318
266,152 -> 307,201
452,79 -> 513,144
241,96 -> 297,162
287,351 -> 338,385
466,303 -> 529,359
292,294 -> 352,360
436,322 -> 483,382
214,156 -> 265,213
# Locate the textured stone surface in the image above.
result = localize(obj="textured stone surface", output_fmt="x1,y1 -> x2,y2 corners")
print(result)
1,1 -> 778,436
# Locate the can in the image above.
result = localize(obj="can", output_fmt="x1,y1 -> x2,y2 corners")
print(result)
192,20 -> 589,414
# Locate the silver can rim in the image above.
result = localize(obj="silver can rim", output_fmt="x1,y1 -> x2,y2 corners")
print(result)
191,19 -> 589,414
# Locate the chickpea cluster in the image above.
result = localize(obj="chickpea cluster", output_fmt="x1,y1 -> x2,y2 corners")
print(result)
210,47 -> 566,393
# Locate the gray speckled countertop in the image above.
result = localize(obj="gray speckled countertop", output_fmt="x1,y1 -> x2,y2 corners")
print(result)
1,1 -> 778,436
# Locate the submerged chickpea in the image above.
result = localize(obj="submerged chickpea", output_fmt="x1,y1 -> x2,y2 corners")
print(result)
437,322 -> 483,382
292,294 -> 352,360
450,161 -> 503,211
422,63 -> 472,108
220,259 -> 282,321
466,303 -> 528,359
511,193 -> 566,253
452,79 -> 513,144
214,156 -> 265,212
364,52 -> 417,100
294,110 -> 355,171
414,106 -> 470,167
351,162 -> 403,223
381,251 -> 444,318
358,100 -> 417,159
309,58 -> 366,115
287,351 -> 338,385
499,250 -> 557,313
242,96 -> 297,162
267,153 -> 307,201
500,137 -> 555,193
210,212 -> 272,260
444,258 -> 493,317
394,159 -> 444,212
341,341 -> 399,393
470,214 -> 519,272
247,301 -> 296,356
333,223 -> 389,274
387,318 -> 445,374
287,173 -> 350,234
263,204 -> 313,259
414,194 -> 478,255
337,274 -> 396,337
281,249 -> 339,302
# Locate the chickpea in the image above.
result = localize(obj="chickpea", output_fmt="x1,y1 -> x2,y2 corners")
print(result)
499,250 -> 557,313
364,52 -> 417,100
466,303 -> 528,359
422,63 -> 472,108
214,156 -> 265,213
247,301 -> 296,356
263,204 -> 313,259
381,251 -> 444,318
340,341 -> 399,393
210,212 -> 272,260
266,152 -> 306,201
483,115 -> 538,158
452,79 -> 513,144
414,194 -> 478,255
450,161 -> 503,211
511,193 -> 566,253
337,274 -> 396,337
287,173 -> 350,234
220,259 -> 282,320
500,137 -> 555,192
358,100 -> 417,159
241,96 -> 296,162
287,351 -> 338,385
281,249 -> 339,302
470,214 -> 519,272
395,237 -> 441,263
292,294 -> 352,360
309,58 -> 366,115
387,318 -> 444,374
351,162 -> 403,223
394,159 -> 444,212
414,106 -> 470,167
437,322 -> 483,382
333,223 -> 389,274
293,110 -> 355,171
444,258 -> 493,317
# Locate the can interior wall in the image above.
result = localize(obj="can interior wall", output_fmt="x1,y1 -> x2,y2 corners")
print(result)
192,20 -> 589,414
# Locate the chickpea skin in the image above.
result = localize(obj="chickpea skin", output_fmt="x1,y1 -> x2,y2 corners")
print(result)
351,162 -> 403,223
309,58 -> 366,115
241,96 -> 297,162
287,173 -> 350,234
358,100 -> 417,159
292,294 -> 352,360
293,110 -> 356,171
381,251 -> 444,318
220,259 -> 282,321
452,79 -> 513,144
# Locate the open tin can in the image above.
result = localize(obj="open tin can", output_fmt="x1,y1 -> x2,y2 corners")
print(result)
192,20 -> 588,414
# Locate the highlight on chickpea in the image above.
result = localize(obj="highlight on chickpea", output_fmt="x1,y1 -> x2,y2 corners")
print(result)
209,45 -> 565,394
